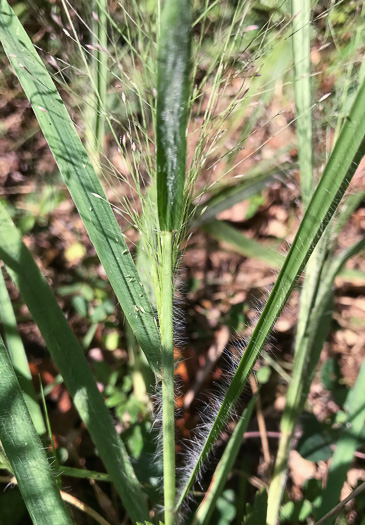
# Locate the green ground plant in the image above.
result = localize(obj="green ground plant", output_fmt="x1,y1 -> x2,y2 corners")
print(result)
0,1 -> 364,524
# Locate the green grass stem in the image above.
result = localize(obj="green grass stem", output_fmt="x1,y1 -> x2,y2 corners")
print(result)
85,0 -> 108,173
155,1 -> 191,519
267,3 -> 364,513
159,231 -> 176,525
292,0 -> 313,209
266,75 -> 325,517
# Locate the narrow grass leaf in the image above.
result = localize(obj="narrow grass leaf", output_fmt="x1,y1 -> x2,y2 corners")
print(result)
334,190 -> 365,236
0,203 -> 150,523
316,251 -> 365,523
194,155 -> 291,227
85,0 -> 108,173
317,357 -> 365,522
157,0 -> 191,231
267,267 -> 333,525
266,7 -> 320,511
192,394 -> 257,525
267,239 -> 365,524
0,335 -> 72,525
0,267 -> 45,435
292,0 -> 313,208
176,76 -> 365,511
0,0 -> 160,372
202,220 -> 284,269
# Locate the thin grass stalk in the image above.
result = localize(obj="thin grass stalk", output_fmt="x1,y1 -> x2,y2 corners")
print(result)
85,0 -> 108,173
292,0 -> 321,367
266,5 -> 320,518
266,284 -> 331,525
0,335 -> 72,525
315,482 -> 365,525
267,7 -> 364,511
159,231 -> 176,525
0,267 -> 45,435
175,77 -> 365,512
155,1 -> 191,521
290,0 -> 321,364
292,0 -> 313,209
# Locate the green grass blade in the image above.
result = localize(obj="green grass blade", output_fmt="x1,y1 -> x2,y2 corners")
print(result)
315,245 -> 365,523
267,265 -> 333,525
202,220 -> 284,269
191,395 -> 257,525
0,203 -> 150,523
334,190 -> 365,236
0,267 -> 46,435
156,0 -> 191,231
317,357 -> 365,523
292,0 -> 313,208
195,155 -> 291,227
267,239 -> 365,524
0,335 -> 72,525
85,0 -> 108,174
176,76 -> 365,512
0,0 -> 160,373
266,6 -> 323,509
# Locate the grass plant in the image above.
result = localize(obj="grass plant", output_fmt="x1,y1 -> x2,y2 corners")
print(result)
0,1 -> 364,524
